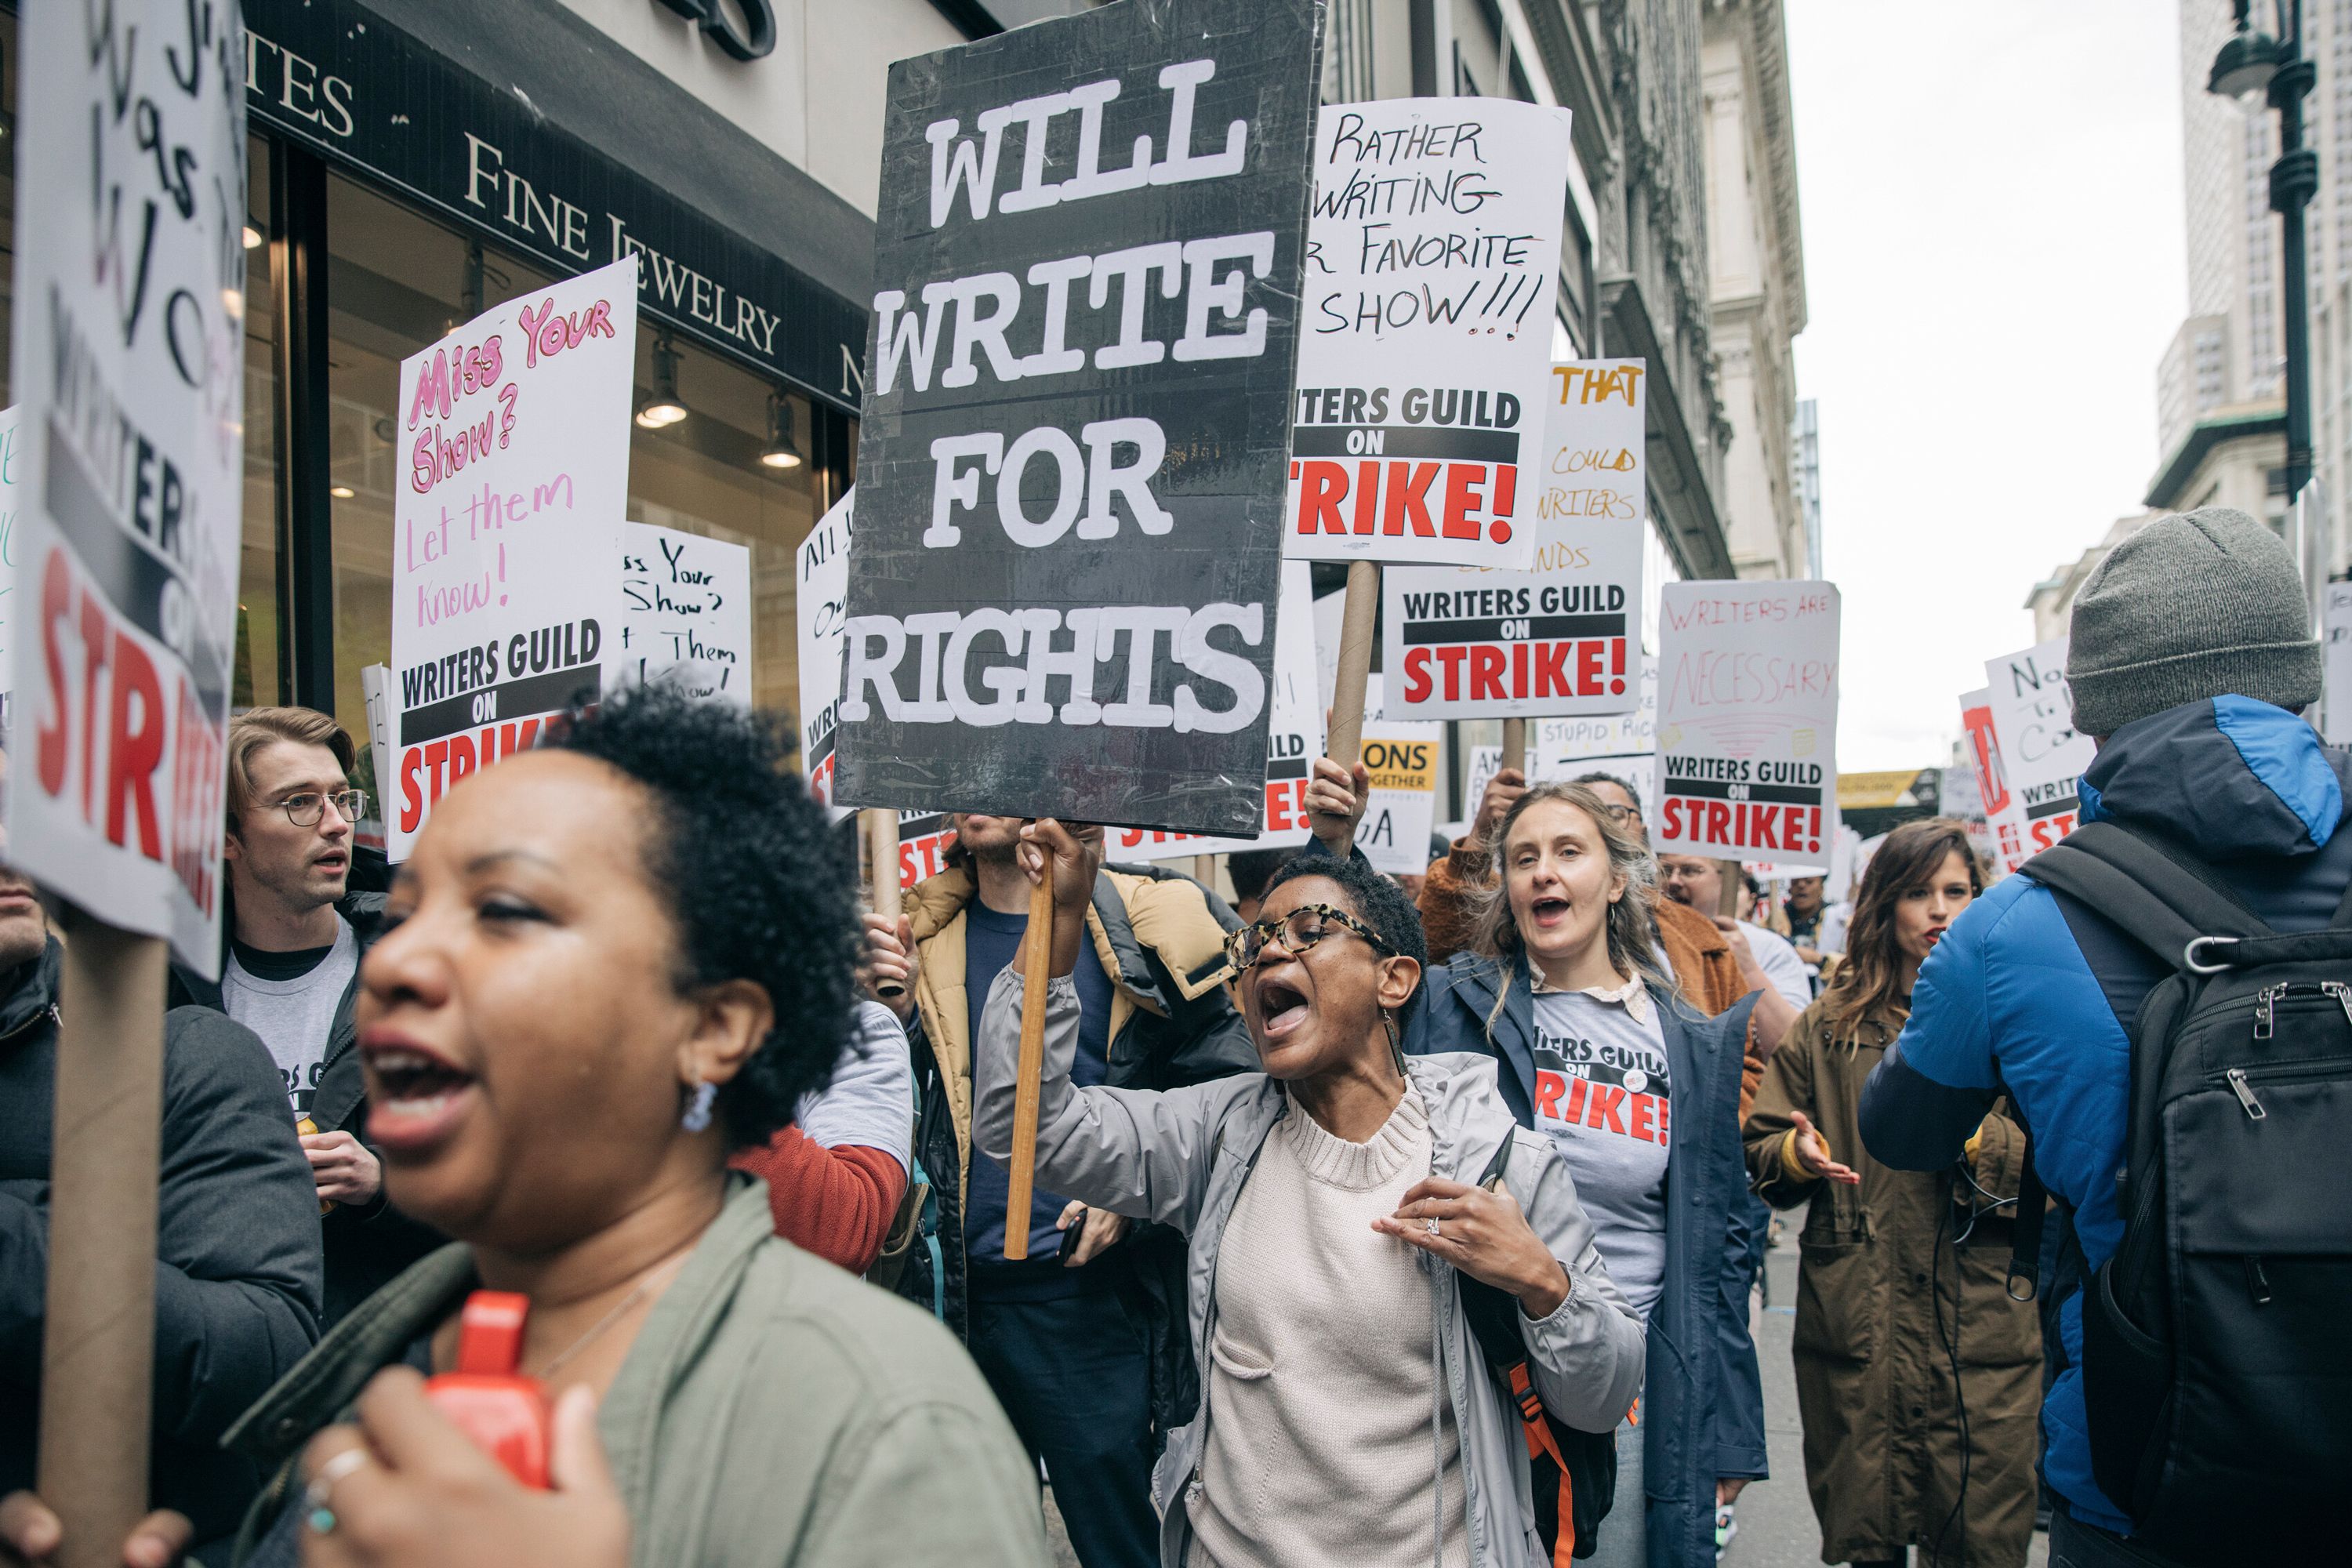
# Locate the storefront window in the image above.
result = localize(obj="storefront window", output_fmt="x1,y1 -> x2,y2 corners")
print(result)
316,169 -> 834,756
238,137 -> 281,710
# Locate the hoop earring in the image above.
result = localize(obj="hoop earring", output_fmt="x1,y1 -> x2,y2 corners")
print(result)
681,1080 -> 717,1134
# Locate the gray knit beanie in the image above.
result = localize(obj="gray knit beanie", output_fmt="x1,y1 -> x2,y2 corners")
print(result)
2067,506 -> 2320,735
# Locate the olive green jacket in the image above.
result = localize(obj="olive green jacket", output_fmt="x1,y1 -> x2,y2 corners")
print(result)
223,1178 -> 1050,1568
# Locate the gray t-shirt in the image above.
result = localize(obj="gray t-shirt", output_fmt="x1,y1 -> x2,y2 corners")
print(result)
1527,982 -> 1671,1319
221,915 -> 358,1122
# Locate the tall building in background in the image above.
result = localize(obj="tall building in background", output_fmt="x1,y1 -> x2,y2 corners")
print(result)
1790,397 -> 1823,578
1700,0 -> 1811,580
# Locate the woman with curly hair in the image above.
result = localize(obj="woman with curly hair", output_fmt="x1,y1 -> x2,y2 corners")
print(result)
1403,782 -> 1769,1568
975,822 -> 1646,1568
219,688 -> 1047,1568
1743,818 -> 2038,1568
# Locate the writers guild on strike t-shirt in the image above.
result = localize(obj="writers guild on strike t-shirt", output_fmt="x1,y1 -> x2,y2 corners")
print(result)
1530,1028 -> 1672,1146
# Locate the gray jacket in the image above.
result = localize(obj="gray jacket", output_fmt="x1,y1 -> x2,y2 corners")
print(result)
975,970 -> 1647,1568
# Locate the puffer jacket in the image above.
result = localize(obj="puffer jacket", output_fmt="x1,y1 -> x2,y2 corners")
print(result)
896,862 -> 1254,1439
973,967 -> 1648,1568
1403,953 -> 1768,1568
2,939 -> 321,1555
171,892 -> 446,1327
1860,695 -> 2352,1535
1748,999 -> 2039,1566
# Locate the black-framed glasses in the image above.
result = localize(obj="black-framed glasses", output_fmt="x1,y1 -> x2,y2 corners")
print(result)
1225,902 -> 1396,971
273,789 -> 367,828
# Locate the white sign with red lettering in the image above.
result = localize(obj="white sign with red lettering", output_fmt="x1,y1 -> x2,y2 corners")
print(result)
1109,562 -> 1326,862
1379,361 -> 1644,721
387,258 -> 637,861
1284,98 -> 1571,570
1653,582 -> 1841,860
796,487 -> 954,890
1984,637 -> 2093,858
8,4 -> 245,970
1959,685 -> 2030,875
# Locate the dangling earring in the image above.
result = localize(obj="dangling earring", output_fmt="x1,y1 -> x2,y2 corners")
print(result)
681,1080 -> 716,1133
1383,1009 -> 1406,1076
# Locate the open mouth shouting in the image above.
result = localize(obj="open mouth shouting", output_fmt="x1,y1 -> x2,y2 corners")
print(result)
1527,893 -> 1573,932
362,1033 -> 479,1153
1255,973 -> 1312,1039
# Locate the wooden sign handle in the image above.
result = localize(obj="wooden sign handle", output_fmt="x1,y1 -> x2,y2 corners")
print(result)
1501,717 -> 1528,780
866,810 -> 906,1001
1324,560 -> 1381,768
1002,873 -> 1055,1260
40,909 -> 167,1568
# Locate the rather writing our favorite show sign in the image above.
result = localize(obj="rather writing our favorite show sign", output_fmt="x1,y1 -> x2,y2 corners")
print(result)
387,256 -> 636,859
1984,637 -> 2093,856
833,0 -> 1322,837
1653,582 -> 1841,860
9,2 -> 246,971
1380,360 -> 1645,720
1285,97 -> 1571,571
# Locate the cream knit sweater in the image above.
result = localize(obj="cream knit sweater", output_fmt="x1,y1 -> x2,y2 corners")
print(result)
1186,1084 -> 1471,1568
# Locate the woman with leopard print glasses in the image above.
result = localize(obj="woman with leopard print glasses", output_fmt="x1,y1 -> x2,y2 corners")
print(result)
975,823 -> 1644,1568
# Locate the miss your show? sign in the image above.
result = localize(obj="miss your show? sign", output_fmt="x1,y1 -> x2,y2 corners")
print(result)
386,256 -> 637,860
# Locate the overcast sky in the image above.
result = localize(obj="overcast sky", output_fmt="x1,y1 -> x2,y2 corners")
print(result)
1785,1 -> 2189,771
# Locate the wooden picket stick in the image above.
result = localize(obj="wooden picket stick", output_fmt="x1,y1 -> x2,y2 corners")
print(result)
1192,854 -> 1218,891
1003,873 -> 1056,1260
1324,560 -> 1381,768
865,809 -> 906,1002
40,909 -> 168,1568
1501,717 -> 1528,780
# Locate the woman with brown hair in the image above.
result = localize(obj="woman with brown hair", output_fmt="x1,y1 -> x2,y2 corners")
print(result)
1403,782 -> 1768,1568
1744,819 -> 2039,1567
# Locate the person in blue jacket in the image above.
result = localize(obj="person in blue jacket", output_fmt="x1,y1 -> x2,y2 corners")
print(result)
1858,506 -> 2345,1568
1404,779 -> 1768,1568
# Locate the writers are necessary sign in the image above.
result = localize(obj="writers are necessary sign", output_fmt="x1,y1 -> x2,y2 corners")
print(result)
833,0 -> 1321,837
387,256 -> 636,859
1653,582 -> 1842,860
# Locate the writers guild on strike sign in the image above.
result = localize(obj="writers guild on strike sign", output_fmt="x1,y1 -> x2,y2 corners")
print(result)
837,0 -> 1321,837
1657,757 -> 1829,858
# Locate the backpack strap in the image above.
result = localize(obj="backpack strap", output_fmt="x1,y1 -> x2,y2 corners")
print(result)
1457,1134 -> 1578,1566
2018,821 -> 2273,971
2005,1131 -> 2045,1303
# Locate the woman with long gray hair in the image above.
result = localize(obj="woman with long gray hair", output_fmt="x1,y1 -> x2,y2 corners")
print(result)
1403,781 -> 1769,1568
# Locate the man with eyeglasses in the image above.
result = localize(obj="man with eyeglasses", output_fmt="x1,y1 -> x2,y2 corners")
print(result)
171,706 -> 439,1326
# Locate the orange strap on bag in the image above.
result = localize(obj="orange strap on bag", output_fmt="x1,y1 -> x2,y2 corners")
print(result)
1508,1362 -> 1578,1565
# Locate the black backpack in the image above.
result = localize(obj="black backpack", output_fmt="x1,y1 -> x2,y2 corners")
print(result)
2018,820 -> 2352,1559
1454,1134 -> 1619,1563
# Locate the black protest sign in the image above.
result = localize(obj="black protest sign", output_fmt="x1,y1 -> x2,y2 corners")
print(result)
833,0 -> 1322,837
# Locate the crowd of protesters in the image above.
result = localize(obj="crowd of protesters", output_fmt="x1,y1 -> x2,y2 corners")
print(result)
1,503 -> 2343,1568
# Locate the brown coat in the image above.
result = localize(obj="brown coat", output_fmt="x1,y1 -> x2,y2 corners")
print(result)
1743,999 -> 2042,1567
1417,833 -> 1763,1102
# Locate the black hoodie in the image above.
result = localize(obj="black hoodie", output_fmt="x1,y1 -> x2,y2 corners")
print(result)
0,938 -> 321,1553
